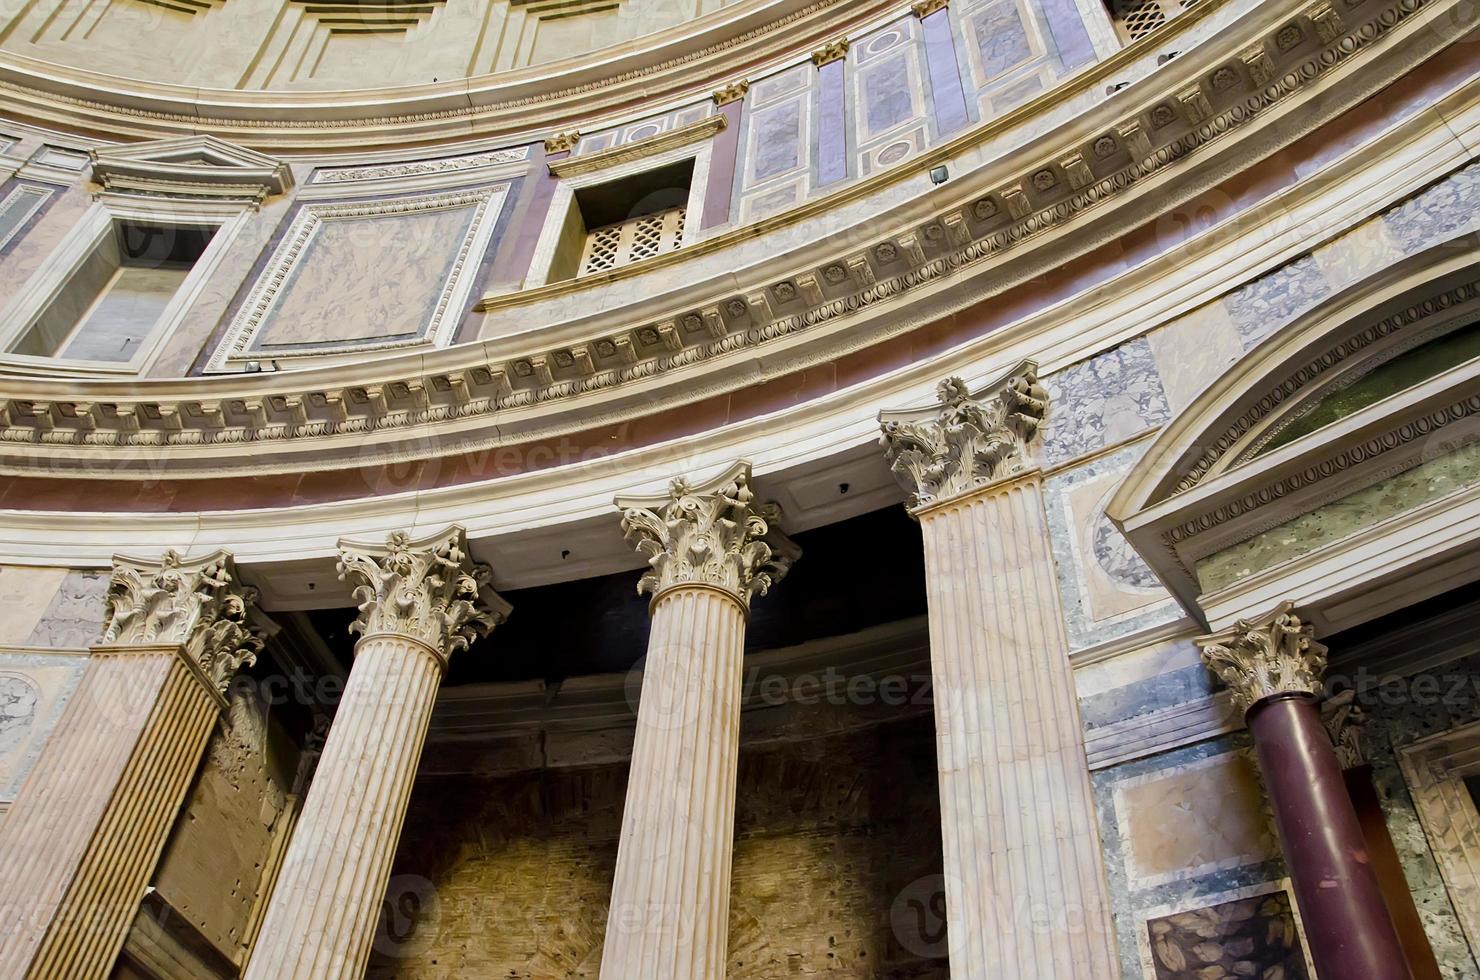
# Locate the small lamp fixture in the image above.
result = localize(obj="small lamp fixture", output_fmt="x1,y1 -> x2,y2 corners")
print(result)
929,165 -> 949,185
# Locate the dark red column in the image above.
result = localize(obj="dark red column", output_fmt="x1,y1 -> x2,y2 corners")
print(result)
1246,692 -> 1413,980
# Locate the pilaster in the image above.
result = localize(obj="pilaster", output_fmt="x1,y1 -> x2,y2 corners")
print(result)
879,362 -> 1119,978
0,550 -> 268,980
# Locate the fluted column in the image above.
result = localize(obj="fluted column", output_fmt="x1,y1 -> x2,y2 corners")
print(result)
244,525 -> 508,980
879,362 -> 1118,978
1198,604 -> 1412,980
600,461 -> 798,980
0,551 -> 268,980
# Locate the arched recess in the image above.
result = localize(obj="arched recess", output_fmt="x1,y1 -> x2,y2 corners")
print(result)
1108,239 -> 1480,633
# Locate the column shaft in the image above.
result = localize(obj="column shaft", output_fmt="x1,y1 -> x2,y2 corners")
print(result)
600,585 -> 747,980
917,476 -> 1117,978
0,646 -> 220,980
1248,695 -> 1413,979
244,634 -> 443,980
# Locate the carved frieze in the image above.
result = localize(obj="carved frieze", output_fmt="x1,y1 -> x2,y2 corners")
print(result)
337,525 -> 510,663
878,360 -> 1049,510
616,461 -> 799,610
1195,601 -> 1329,716
102,550 -> 271,695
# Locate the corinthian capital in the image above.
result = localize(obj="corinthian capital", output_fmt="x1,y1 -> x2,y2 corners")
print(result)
103,550 -> 271,695
1195,602 -> 1329,717
878,359 -> 1050,510
336,525 -> 510,663
616,460 -> 800,610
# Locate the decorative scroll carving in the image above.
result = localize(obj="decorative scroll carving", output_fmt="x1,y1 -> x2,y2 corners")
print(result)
544,131 -> 582,155
1322,689 -> 1366,770
336,525 -> 510,663
103,550 -> 269,695
878,360 -> 1049,510
911,0 -> 948,16
1195,601 -> 1329,716
616,460 -> 799,610
712,80 -> 749,106
811,38 -> 849,66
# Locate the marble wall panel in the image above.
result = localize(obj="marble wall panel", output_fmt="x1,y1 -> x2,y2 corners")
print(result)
1221,253 -> 1334,350
1145,302 -> 1244,413
1041,337 -> 1172,467
0,651 -> 87,806
0,566 -> 68,645
1381,162 -> 1480,255
1046,443 -> 1180,650
1092,735 -> 1298,980
254,201 -> 481,349
23,568 -> 107,649
747,99 -> 808,186
1113,750 -> 1278,890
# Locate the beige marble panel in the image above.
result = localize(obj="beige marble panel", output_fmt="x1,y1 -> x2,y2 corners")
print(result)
254,201 -> 480,348
1064,471 -> 1169,622
1115,751 -> 1278,889
1146,302 -> 1244,413
0,661 -> 84,801
1313,216 -> 1407,291
0,567 -> 67,645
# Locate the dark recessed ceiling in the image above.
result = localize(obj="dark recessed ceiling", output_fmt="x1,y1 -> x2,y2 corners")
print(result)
306,505 -> 927,687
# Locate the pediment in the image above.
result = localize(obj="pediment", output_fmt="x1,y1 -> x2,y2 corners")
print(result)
1107,248 -> 1480,620
89,135 -> 293,204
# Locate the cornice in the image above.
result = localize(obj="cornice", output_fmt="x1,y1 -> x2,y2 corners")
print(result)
0,0 -> 1451,480
546,114 -> 726,178
0,0 -> 899,150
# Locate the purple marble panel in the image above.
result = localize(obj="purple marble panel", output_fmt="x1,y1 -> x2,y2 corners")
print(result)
816,59 -> 848,188
1038,0 -> 1097,70
701,101 -> 744,229
751,100 -> 803,183
921,9 -> 970,135
972,2 -> 1033,81
862,54 -> 915,138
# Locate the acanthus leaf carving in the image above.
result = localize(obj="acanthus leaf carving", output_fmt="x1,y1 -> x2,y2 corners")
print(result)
102,549 -> 271,696
878,359 -> 1049,510
1194,601 -> 1329,717
336,524 -> 510,663
616,461 -> 799,610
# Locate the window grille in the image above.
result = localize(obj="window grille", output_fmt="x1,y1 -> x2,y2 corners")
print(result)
1109,0 -> 1199,41
578,207 -> 686,276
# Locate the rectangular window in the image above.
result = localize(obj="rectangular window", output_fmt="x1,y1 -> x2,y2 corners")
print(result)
0,186 -> 51,251
546,158 -> 694,282
10,220 -> 214,363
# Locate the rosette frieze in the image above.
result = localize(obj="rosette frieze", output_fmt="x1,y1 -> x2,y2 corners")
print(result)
1195,601 -> 1330,716
878,360 -> 1048,510
336,524 -> 510,664
103,549 -> 271,695
617,460 -> 799,610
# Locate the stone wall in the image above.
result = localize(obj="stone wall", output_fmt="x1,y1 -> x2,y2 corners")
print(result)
368,713 -> 944,978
